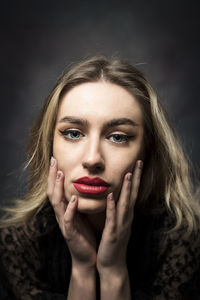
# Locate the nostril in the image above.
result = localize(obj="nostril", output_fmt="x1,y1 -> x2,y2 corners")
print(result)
82,161 -> 105,172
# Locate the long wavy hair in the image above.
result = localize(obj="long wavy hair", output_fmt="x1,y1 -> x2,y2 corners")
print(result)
1,55 -> 200,234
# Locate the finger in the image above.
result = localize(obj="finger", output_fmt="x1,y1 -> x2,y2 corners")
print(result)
47,156 -> 57,199
103,193 -> 117,241
130,160 -> 143,208
117,172 -> 132,207
51,170 -> 67,224
117,172 -> 132,227
63,195 -> 79,241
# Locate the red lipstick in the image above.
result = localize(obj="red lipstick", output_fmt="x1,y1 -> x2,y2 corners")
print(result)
73,176 -> 110,195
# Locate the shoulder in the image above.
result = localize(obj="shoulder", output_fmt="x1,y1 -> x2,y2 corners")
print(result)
157,209 -> 200,256
0,201 -> 57,251
152,210 -> 200,299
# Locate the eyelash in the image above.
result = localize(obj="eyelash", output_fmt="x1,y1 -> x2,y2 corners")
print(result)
59,129 -> 134,144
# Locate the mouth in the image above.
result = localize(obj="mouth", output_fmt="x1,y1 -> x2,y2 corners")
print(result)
73,176 -> 110,195
73,183 -> 109,195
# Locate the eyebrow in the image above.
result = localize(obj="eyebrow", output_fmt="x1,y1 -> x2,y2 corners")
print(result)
58,116 -> 139,128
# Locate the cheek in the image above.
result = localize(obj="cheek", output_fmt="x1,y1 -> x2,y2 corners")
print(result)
110,145 -> 141,175
53,139 -> 76,171
108,149 -> 140,196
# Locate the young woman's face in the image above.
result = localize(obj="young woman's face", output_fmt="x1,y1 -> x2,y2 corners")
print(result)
53,81 -> 144,214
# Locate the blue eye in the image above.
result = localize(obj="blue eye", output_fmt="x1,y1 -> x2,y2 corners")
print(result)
108,134 -> 133,143
59,130 -> 134,144
60,129 -> 83,140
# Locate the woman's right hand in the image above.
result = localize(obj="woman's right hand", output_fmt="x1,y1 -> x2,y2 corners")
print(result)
47,157 -> 97,271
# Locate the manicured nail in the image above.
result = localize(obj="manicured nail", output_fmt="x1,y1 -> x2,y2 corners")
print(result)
56,171 -> 61,180
71,195 -> 76,202
127,173 -> 132,181
137,160 -> 143,170
50,157 -> 55,167
109,193 -> 114,201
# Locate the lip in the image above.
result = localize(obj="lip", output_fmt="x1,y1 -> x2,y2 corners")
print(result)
73,176 -> 110,195
73,176 -> 110,186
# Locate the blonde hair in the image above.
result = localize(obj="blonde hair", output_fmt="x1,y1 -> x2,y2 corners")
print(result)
1,55 -> 200,234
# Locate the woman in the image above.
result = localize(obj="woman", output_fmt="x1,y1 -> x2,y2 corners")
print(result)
0,55 -> 200,300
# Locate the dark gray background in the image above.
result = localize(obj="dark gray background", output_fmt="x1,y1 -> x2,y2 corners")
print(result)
1,0 -> 200,206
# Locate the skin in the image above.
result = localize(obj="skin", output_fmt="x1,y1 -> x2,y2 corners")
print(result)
47,81 -> 144,274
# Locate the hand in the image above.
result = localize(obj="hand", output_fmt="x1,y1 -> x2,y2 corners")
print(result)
47,157 -> 97,271
96,160 -> 143,276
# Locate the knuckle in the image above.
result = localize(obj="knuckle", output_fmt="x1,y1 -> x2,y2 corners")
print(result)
63,231 -> 73,242
62,225 -> 76,243
47,175 -> 53,187
63,212 -> 73,227
105,217 -> 116,231
120,201 -> 130,211
135,172 -> 141,183
109,201 -> 115,210
107,208 -> 116,221
108,233 -> 117,243
51,197 -> 61,208
63,216 -> 70,225
106,216 -> 113,224
130,191 -> 137,203
51,202 -> 59,209
102,227 -> 117,243
54,179 -> 61,187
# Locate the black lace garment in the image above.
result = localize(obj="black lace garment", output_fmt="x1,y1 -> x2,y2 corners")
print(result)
0,202 -> 199,300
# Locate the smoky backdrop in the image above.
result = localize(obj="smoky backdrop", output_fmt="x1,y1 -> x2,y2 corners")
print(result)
0,0 -> 200,206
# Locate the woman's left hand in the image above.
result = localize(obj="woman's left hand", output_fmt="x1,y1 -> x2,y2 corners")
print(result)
96,160 -> 143,276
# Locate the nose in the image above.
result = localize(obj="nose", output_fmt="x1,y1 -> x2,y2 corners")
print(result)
82,136 -> 105,173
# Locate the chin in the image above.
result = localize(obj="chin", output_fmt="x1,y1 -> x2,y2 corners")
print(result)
75,196 -> 107,214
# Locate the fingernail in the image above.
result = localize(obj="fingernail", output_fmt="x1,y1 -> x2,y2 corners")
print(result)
127,173 -> 132,181
71,195 -> 76,202
50,157 -> 55,167
109,193 -> 114,201
137,160 -> 143,170
56,171 -> 61,180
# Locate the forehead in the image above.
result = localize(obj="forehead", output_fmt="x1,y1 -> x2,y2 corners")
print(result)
57,82 -> 143,125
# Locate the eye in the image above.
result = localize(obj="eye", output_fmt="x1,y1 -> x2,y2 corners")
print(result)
108,133 -> 134,144
59,129 -> 83,140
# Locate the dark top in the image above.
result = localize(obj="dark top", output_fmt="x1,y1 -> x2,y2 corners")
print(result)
0,202 -> 199,300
